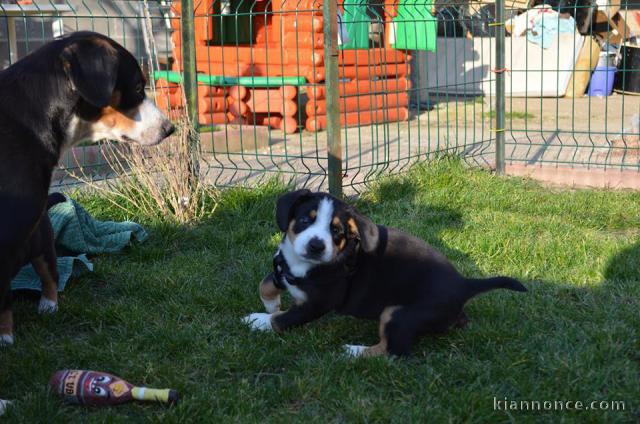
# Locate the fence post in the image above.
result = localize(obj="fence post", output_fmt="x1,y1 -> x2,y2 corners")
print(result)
180,0 -> 201,181
323,0 -> 343,196
495,0 -> 506,175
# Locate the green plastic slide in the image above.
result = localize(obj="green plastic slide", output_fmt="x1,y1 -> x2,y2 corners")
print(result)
337,0 -> 436,51
392,0 -> 436,51
339,0 -> 371,50
153,70 -> 306,87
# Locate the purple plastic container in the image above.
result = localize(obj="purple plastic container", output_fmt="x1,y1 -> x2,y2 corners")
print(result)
588,66 -> 617,96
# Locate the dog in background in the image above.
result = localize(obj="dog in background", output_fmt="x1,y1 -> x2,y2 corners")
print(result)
244,190 -> 527,357
0,31 -> 175,346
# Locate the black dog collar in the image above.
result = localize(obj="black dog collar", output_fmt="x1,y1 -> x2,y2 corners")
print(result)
273,251 -> 302,288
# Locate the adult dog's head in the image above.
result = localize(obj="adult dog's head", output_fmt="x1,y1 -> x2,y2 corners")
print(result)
56,32 -> 174,147
276,189 -> 379,268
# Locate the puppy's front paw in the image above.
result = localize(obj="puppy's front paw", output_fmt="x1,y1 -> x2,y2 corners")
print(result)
0,334 -> 14,347
343,344 -> 367,357
38,297 -> 58,314
242,313 -> 273,332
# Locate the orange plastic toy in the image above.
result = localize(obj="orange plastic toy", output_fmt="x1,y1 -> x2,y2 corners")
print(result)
155,0 -> 411,132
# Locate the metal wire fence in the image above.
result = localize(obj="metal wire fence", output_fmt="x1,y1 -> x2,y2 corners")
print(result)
502,1 -> 640,187
1,0 -> 639,193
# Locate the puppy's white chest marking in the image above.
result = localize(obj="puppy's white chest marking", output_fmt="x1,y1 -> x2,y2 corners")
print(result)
275,246 -> 310,304
278,241 -> 312,278
282,277 -> 308,303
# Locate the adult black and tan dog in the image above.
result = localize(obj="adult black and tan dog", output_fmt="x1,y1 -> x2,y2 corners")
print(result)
0,31 -> 175,346
244,189 -> 527,357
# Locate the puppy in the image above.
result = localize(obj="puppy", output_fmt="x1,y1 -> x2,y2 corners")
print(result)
0,31 -> 175,345
244,189 -> 527,357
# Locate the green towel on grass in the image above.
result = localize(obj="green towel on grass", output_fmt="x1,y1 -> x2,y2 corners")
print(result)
49,199 -> 148,255
11,255 -> 93,292
11,197 -> 147,292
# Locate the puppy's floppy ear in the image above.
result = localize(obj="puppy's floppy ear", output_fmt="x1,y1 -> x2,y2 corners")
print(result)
348,209 -> 379,253
61,39 -> 118,108
276,189 -> 312,232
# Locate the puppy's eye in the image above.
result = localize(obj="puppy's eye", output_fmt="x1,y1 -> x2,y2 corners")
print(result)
135,82 -> 144,95
331,225 -> 342,235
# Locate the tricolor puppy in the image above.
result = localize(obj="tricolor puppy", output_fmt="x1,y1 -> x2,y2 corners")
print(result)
0,31 -> 175,346
243,189 -> 527,358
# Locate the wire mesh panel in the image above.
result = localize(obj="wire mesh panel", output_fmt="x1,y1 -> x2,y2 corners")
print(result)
156,0 -> 499,191
2,0 -> 638,192
502,0 -> 640,187
335,1 -> 498,191
153,0 -> 330,189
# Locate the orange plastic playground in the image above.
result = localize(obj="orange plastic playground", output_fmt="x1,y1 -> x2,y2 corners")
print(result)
154,0 -> 435,133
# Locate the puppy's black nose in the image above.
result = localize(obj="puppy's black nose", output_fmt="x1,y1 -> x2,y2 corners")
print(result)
307,238 -> 325,255
162,121 -> 176,138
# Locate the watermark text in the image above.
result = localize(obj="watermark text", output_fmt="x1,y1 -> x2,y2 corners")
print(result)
493,397 -> 626,412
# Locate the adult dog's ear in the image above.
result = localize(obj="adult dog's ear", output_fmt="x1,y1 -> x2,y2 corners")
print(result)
61,38 -> 118,108
276,189 -> 312,232
347,208 -> 379,253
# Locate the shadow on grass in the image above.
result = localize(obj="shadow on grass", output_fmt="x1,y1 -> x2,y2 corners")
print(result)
604,241 -> 640,284
354,177 -> 485,279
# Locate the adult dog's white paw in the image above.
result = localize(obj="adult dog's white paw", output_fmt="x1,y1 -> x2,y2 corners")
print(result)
0,399 -> 11,416
38,297 -> 58,314
343,344 -> 367,357
0,334 -> 14,347
242,313 -> 273,332
261,296 -> 281,313
0,399 -> 12,416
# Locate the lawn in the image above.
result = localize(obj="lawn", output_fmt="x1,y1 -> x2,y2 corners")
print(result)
1,160 -> 639,422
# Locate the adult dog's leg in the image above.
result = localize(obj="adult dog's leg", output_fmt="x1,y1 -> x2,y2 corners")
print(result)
0,280 -> 14,346
33,256 -> 58,314
35,216 -> 59,313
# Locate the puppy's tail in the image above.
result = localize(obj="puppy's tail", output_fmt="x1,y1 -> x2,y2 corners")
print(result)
465,276 -> 527,296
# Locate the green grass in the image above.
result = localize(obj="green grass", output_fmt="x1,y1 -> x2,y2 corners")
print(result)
198,125 -> 222,133
484,110 -> 536,120
2,160 -> 639,422
469,96 -> 485,105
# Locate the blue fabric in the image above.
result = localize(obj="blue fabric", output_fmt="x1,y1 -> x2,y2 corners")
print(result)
48,198 -> 148,255
10,197 -> 147,292
11,255 -> 93,292
528,15 -> 575,49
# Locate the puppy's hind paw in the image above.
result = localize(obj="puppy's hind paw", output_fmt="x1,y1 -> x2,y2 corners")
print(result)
343,344 -> 367,357
38,297 -> 58,314
242,313 -> 273,332
0,334 -> 14,347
